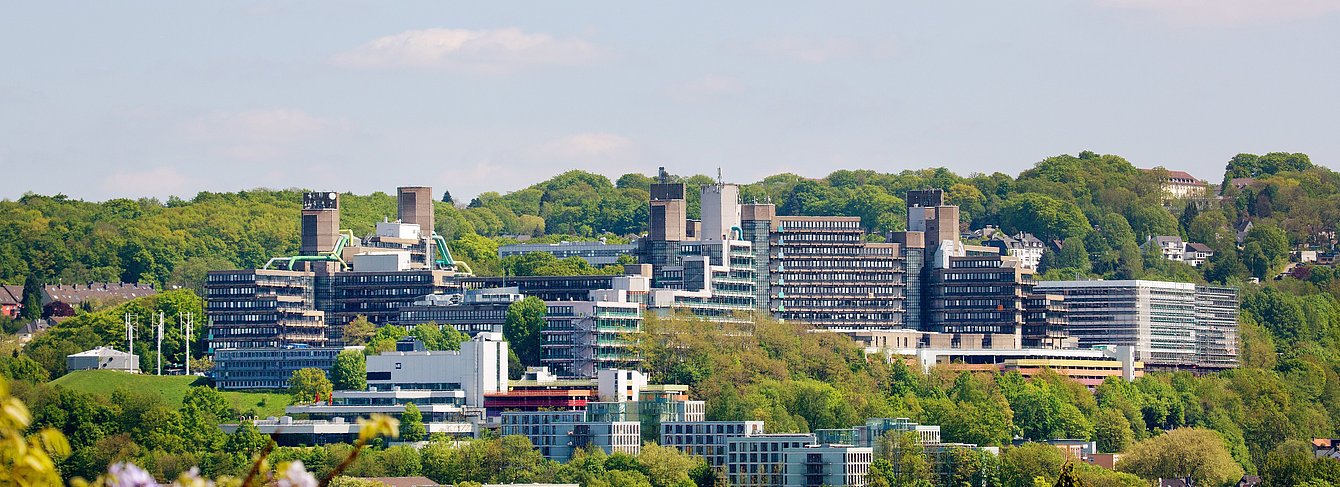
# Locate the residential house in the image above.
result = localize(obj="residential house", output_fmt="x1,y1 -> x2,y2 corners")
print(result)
1315,438 -> 1340,461
1145,236 -> 1185,262
1183,243 -> 1214,267
986,232 -> 1046,270
43,282 -> 156,307
0,285 -> 22,319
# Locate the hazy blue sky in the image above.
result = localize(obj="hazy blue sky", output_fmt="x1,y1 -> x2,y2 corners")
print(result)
3,1 -> 1338,201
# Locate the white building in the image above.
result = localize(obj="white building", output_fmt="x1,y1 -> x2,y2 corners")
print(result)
986,232 -> 1046,270
66,347 -> 139,373
661,421 -> 767,467
1033,280 -> 1238,370
366,332 -> 508,407
500,411 -> 641,462
701,183 -> 742,242
1183,243 -> 1214,267
1145,236 -> 1186,262
727,434 -> 819,487
782,445 -> 873,487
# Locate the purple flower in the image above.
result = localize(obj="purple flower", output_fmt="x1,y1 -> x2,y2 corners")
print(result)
276,460 -> 317,487
107,462 -> 157,487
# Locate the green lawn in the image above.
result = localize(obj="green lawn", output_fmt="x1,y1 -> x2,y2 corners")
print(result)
51,370 -> 291,417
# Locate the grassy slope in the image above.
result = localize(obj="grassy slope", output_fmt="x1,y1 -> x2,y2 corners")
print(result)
50,370 -> 290,417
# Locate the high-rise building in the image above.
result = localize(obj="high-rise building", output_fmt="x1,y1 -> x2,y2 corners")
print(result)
1194,285 -> 1240,369
204,269 -> 327,351
541,298 -> 643,378
768,216 -> 907,330
1032,280 -> 1238,369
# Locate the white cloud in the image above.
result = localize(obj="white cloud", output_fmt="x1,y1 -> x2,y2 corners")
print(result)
332,27 -> 604,73
543,132 -> 634,160
667,75 -> 744,101
756,36 -> 895,63
1095,0 -> 1340,26
184,108 -> 349,161
101,166 -> 196,197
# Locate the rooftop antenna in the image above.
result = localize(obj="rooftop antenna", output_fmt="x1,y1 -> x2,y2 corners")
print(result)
717,167 -> 724,186
658,166 -> 668,184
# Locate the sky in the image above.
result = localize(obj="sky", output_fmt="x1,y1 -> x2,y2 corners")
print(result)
3,1 -> 1339,202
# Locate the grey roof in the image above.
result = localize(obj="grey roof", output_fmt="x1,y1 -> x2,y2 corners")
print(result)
67,346 -> 135,358
44,283 -> 155,304
0,285 -> 21,306
989,232 -> 1044,249
1150,235 -> 1184,246
1185,242 -> 1213,253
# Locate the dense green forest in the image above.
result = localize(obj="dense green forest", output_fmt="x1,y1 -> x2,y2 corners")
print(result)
5,150 -> 1340,485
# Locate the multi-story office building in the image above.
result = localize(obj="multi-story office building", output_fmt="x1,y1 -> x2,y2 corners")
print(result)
458,275 -> 621,302
1024,293 -> 1071,348
782,445 -> 873,487
206,186 -> 473,386
1194,285 -> 1240,369
499,241 -> 638,266
766,216 -> 907,330
925,251 -> 1034,348
392,288 -> 522,335
282,389 -> 477,442
364,333 -> 508,407
727,434 -> 819,487
500,411 -> 641,462
910,189 -> 1060,349
1032,280 -> 1238,369
211,346 -> 343,390
855,418 -> 941,447
740,204 -> 776,311
322,269 -> 458,327
660,421 -> 767,467
205,269 -> 327,351
483,366 -> 597,417
542,298 -> 643,378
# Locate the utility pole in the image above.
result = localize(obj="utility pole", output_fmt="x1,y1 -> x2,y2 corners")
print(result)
182,312 -> 192,375
125,312 -> 136,356
157,311 -> 164,376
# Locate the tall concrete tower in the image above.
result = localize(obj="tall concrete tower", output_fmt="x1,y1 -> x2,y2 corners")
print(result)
700,171 -> 741,242
301,191 -> 340,255
398,186 -> 435,269
648,168 -> 687,242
